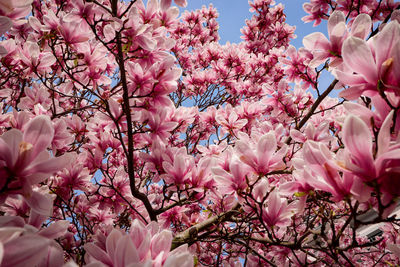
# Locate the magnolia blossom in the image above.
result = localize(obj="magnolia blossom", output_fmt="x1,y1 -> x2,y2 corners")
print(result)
333,20 -> 400,99
0,116 -> 69,211
84,219 -> 193,267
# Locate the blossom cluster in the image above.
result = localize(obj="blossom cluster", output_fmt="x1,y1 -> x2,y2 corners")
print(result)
0,0 -> 400,266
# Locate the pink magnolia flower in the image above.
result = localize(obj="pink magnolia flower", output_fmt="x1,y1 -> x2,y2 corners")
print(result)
235,132 -> 287,175
85,219 -> 193,267
340,112 -> 400,199
303,11 -> 371,67
215,108 -> 248,136
162,147 -> 194,186
212,160 -> 252,196
0,213 -> 69,267
0,115 -> 69,203
333,20 -> 400,99
262,191 -> 295,228
18,41 -> 56,75
301,140 -> 353,201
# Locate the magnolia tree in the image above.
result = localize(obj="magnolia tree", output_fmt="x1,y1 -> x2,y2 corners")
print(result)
0,0 -> 400,266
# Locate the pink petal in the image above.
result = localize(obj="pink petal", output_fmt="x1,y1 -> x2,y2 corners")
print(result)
387,244 -> 400,258
38,245 -> 64,267
342,115 -> 375,173
160,0 -> 172,10
84,244 -> 113,266
351,14 -> 371,39
342,37 -> 377,84
0,129 -> 22,167
23,115 -> 54,159
256,133 -> 276,164
106,229 -> 123,263
327,11 -> 345,37
377,111 -> 394,157
27,154 -> 71,176
373,21 -> 400,71
150,230 -> 172,259
303,141 -> 326,165
0,16 -> 12,35
2,234 -> 52,267
164,252 -> 193,267
39,220 -> 70,239
114,235 -> 140,267
329,22 -> 346,51
174,0 -> 187,7
0,242 -> 3,264
24,191 -> 53,216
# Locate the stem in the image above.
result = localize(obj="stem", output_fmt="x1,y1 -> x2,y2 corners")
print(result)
112,0 -> 157,222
